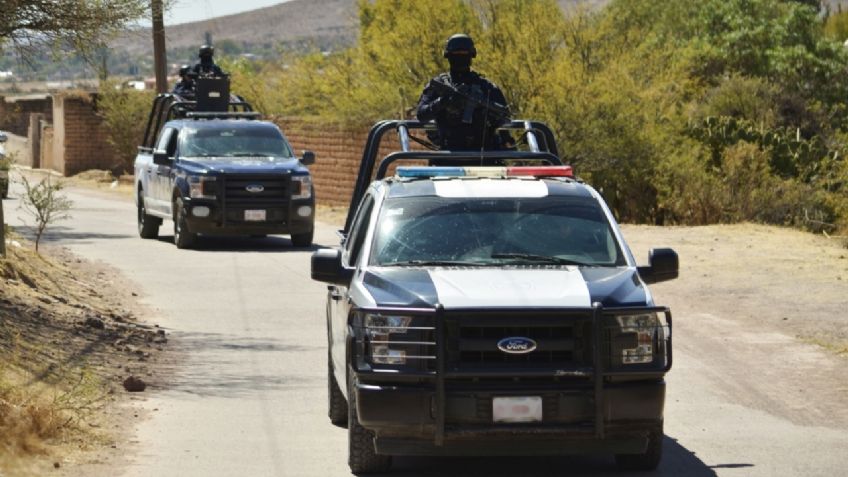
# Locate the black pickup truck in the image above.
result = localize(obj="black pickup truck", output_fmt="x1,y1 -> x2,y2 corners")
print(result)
133,80 -> 315,249
311,121 -> 679,474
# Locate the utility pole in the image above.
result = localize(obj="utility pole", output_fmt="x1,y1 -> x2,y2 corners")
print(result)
1,198 -> 5,257
152,0 -> 168,94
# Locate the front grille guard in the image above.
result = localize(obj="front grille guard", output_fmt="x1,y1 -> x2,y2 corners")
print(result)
218,174 -> 292,227
353,304 -> 672,446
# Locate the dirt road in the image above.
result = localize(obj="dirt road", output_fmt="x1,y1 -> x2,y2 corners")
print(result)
4,177 -> 847,476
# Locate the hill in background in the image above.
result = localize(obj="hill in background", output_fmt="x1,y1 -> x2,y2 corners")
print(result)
112,0 -> 358,61
111,0 -> 607,69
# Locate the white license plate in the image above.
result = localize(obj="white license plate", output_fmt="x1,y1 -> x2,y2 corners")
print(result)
492,396 -> 543,423
244,210 -> 266,221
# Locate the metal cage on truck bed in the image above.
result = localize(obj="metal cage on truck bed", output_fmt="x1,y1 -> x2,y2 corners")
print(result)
139,91 -> 255,152
345,119 -> 565,231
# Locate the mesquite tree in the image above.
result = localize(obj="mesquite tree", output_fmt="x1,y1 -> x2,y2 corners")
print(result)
1,1 -> 157,59
19,176 -> 72,252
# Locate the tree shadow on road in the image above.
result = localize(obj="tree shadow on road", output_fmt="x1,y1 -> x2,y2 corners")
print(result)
153,331 -> 322,398
155,234 -> 327,253
384,436 -> 733,477
12,225 -> 133,245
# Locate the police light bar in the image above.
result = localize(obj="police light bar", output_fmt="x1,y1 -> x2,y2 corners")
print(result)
396,166 -> 573,179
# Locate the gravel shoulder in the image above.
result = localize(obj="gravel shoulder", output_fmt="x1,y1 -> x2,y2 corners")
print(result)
622,223 -> 848,430
1,180 -> 175,476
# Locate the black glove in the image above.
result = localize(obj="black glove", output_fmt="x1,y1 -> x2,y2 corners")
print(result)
429,96 -> 447,113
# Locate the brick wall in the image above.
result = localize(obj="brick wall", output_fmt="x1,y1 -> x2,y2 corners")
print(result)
38,96 -> 424,207
273,117 -> 425,206
275,118 -> 367,206
52,94 -> 117,176
0,96 -> 52,136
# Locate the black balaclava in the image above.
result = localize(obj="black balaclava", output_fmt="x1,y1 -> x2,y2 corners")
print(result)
448,55 -> 472,76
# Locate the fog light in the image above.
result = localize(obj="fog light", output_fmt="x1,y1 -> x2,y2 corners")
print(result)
297,205 -> 312,217
371,346 -> 407,364
193,206 -> 210,217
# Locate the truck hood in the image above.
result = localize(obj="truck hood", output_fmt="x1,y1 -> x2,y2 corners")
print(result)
361,267 -> 648,309
179,156 -> 306,174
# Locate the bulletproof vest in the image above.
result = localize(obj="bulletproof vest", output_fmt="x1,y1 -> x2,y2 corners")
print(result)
433,72 -> 501,150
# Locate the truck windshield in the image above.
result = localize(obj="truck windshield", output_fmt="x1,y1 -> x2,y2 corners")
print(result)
179,126 -> 294,158
371,196 -> 626,267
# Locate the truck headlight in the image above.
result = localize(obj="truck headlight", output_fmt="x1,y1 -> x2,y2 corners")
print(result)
611,313 -> 668,365
188,176 -> 216,199
362,313 -> 435,366
291,175 -> 312,200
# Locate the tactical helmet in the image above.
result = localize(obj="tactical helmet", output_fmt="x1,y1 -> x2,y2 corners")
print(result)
443,34 -> 476,59
199,45 -> 215,58
178,64 -> 191,76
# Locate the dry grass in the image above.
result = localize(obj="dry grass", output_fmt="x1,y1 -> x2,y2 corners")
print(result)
0,364 -> 104,460
315,204 -> 348,227
0,240 -> 106,473
0,233 -> 165,474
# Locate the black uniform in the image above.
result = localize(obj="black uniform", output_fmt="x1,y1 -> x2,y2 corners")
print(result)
191,60 -> 225,78
172,78 -> 195,97
417,70 -> 511,150
191,45 -> 226,78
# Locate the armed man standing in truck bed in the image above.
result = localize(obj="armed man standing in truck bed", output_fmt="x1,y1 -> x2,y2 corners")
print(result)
416,34 -> 515,152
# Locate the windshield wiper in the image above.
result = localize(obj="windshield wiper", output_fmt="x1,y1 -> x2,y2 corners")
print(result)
229,153 -> 270,157
490,253 -> 591,267
382,260 -> 491,267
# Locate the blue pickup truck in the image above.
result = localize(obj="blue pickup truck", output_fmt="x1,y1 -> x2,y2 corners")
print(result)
133,83 -> 315,249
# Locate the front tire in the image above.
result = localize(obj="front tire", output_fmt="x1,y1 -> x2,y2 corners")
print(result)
348,377 -> 391,474
615,424 -> 663,471
328,350 -> 348,427
291,229 -> 313,248
137,191 -> 161,239
173,197 -> 197,249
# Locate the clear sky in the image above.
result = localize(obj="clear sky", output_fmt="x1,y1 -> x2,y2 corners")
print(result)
164,0 -> 292,26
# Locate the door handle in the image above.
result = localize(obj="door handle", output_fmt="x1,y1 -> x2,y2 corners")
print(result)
330,288 -> 344,301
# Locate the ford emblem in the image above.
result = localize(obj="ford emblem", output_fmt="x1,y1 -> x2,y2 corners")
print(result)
245,184 -> 264,193
497,337 -> 537,354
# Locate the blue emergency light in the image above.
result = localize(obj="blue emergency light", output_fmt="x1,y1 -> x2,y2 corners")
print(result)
396,166 -> 573,178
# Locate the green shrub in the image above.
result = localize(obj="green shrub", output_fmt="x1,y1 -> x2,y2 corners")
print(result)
205,0 -> 848,234
96,82 -> 155,174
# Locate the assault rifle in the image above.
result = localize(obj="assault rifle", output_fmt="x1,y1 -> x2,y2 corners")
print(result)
430,78 -> 511,125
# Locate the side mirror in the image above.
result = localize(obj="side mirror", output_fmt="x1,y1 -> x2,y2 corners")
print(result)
336,229 -> 348,246
152,150 -> 170,166
637,248 -> 679,284
312,248 -> 353,285
301,150 -> 315,166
